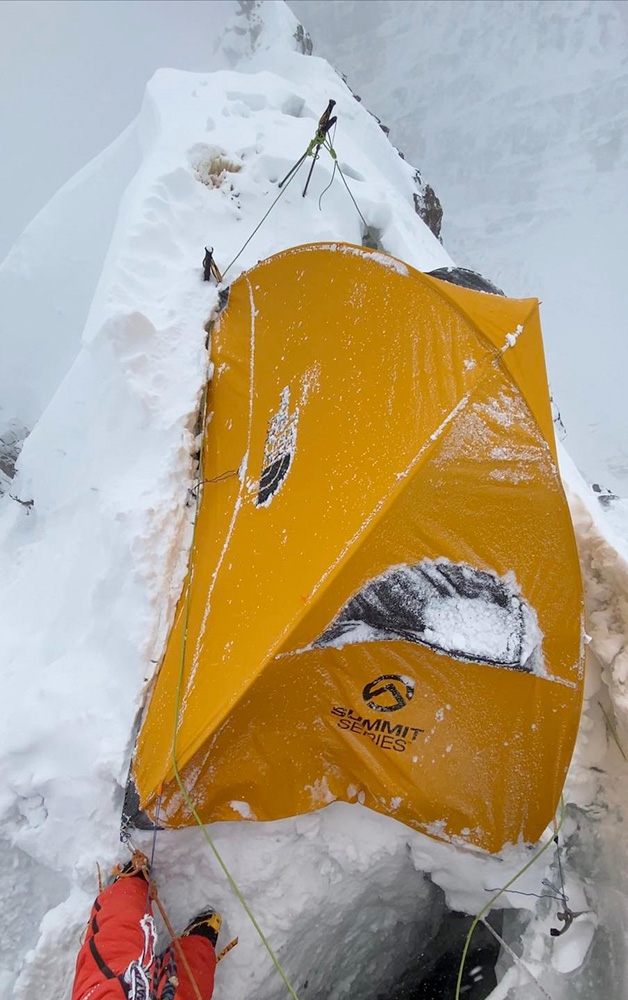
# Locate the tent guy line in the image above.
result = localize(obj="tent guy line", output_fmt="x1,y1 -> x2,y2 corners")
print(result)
219,101 -> 369,282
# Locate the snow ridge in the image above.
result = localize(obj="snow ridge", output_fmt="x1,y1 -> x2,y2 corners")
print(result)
1,3 -> 626,998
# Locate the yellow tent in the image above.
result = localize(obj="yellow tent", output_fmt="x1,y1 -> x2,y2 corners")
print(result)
128,243 -> 583,854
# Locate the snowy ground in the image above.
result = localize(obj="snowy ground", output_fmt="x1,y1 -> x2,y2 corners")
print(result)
0,3 -> 627,999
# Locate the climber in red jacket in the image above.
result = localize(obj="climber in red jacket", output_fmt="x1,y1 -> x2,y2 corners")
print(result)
72,855 -> 221,1000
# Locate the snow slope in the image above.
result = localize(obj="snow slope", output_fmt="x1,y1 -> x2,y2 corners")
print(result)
0,119 -> 142,443
1,3 -> 627,999
290,0 -> 628,498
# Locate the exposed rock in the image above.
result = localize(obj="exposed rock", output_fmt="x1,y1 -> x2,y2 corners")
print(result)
428,266 -> 504,296
0,420 -> 28,495
413,171 -> 443,241
223,1 -> 313,65
294,22 -> 313,55
337,71 -> 444,239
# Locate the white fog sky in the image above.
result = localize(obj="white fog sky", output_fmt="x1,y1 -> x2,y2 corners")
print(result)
0,0 -> 234,260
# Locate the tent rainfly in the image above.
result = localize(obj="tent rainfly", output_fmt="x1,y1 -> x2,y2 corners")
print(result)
127,243 -> 583,854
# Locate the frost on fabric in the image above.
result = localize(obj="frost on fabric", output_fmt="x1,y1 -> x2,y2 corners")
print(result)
503,324 -> 524,351
300,361 -> 321,406
229,800 -> 256,820
435,388 -> 558,487
305,776 -> 337,807
310,242 -> 410,276
354,248 -> 410,277
315,557 -> 545,674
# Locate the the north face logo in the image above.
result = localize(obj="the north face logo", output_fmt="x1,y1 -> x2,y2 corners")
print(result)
257,387 -> 298,507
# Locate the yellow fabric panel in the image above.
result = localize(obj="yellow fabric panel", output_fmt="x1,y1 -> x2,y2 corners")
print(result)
132,244 -> 583,853
145,364 -> 581,852
421,276 -> 556,457
160,644 -> 577,853
135,247 -> 496,793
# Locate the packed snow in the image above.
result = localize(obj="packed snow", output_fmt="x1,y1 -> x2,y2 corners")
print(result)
0,2 -> 627,999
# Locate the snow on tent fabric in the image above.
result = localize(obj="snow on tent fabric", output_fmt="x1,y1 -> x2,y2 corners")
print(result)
128,243 -> 584,854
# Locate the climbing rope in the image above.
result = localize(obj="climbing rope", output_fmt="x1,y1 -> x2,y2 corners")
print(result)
148,793 -> 162,873
277,98 -> 337,196
221,101 -> 335,279
547,809 -> 576,938
318,125 -> 338,212
479,918 -> 556,1000
454,796 -> 567,1000
334,157 -> 370,231
163,330 -> 301,1000
309,121 -> 370,232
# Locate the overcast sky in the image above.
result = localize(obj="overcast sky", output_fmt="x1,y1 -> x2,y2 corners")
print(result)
0,0 -> 234,260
